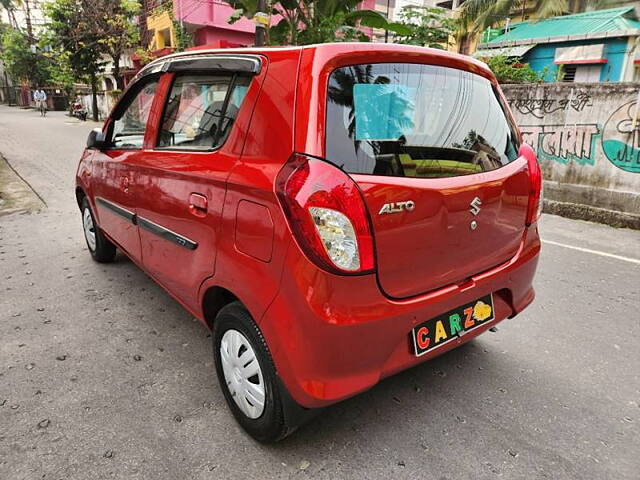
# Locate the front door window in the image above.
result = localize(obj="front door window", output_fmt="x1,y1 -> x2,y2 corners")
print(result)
111,80 -> 159,149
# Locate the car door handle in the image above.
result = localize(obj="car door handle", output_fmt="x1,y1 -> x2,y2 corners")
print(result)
189,193 -> 208,217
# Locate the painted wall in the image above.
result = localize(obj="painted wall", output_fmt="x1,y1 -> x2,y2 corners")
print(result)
193,27 -> 254,46
147,10 -> 176,50
0,60 -> 15,104
522,37 -> 631,82
174,0 -> 256,39
174,0 -> 378,47
502,82 -> 640,225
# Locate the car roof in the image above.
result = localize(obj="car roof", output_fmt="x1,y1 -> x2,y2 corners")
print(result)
135,43 -> 492,82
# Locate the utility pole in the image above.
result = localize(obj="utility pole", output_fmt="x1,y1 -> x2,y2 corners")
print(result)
255,0 -> 267,46
384,0 -> 390,43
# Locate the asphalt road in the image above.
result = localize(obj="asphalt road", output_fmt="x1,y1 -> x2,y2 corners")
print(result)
1,105 -> 639,480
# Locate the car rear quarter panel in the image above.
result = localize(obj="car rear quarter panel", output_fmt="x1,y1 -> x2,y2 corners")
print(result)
198,49 -> 302,324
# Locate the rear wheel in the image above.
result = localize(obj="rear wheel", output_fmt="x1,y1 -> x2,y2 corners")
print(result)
81,197 -> 116,263
213,302 -> 294,442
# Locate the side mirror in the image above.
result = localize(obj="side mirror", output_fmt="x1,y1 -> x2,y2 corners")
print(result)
87,128 -> 106,150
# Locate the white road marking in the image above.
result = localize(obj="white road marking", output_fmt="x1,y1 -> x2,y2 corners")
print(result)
542,239 -> 640,265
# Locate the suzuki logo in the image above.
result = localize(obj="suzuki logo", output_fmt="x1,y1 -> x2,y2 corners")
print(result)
379,200 -> 416,215
469,197 -> 482,216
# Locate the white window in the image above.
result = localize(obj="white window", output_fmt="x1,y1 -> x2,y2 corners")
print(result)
574,65 -> 602,83
562,64 -> 601,83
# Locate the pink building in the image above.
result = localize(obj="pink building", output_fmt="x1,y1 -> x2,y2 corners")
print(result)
172,0 -> 385,47
174,0 -> 257,47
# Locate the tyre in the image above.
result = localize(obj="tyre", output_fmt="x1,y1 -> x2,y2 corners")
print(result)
81,196 -> 116,263
213,302 -> 295,442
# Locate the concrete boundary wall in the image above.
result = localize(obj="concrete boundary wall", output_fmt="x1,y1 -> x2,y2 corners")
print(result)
78,92 -> 119,121
502,82 -> 640,229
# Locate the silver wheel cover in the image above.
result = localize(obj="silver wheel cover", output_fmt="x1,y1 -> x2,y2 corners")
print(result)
83,207 -> 97,252
220,329 -> 266,419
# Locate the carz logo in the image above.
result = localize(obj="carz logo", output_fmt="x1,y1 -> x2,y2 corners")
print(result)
379,200 -> 416,215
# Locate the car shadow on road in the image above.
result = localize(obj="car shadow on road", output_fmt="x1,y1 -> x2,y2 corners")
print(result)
275,340 -> 492,443
96,255 -> 512,456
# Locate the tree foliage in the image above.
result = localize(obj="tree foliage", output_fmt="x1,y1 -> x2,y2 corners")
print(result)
43,0 -> 102,80
43,0 -> 139,86
38,37 -> 76,92
227,0 -> 412,45
393,6 -> 455,49
44,0 -> 106,119
480,54 -> 544,83
43,0 -> 140,118
0,27 -> 49,85
97,0 -> 140,89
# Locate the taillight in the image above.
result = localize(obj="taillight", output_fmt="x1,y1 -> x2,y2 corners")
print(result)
521,144 -> 543,225
275,153 -> 375,274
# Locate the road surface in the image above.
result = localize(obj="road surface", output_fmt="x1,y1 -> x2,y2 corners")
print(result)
1,105 -> 639,479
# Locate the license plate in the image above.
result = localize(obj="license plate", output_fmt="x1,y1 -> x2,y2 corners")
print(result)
412,294 -> 495,357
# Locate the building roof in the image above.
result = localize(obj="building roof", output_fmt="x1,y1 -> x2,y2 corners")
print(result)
486,6 -> 640,44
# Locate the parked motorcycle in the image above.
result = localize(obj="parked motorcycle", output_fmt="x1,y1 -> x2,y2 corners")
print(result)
69,100 -> 88,121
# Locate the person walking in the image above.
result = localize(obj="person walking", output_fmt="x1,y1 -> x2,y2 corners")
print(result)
33,88 -> 47,117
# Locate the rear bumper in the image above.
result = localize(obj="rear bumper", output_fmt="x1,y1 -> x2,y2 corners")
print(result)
259,224 -> 540,409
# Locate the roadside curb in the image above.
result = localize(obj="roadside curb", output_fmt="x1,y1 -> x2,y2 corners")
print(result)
543,199 -> 640,230
0,153 -> 46,216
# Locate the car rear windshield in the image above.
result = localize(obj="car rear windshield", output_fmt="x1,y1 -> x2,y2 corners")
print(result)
325,63 -> 520,178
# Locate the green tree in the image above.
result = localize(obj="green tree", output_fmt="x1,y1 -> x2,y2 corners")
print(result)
0,27 -> 49,85
393,6 -> 456,49
227,0 -> 411,46
94,0 -> 140,89
43,0 -> 140,116
38,35 -> 76,93
480,54 -> 544,83
44,0 -> 105,120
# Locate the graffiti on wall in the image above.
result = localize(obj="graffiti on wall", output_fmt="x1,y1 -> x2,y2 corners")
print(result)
521,124 -> 601,166
509,90 -> 592,119
512,89 -> 640,173
601,101 -> 640,173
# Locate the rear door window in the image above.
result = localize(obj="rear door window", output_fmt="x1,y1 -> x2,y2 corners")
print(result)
326,63 -> 519,178
157,74 -> 250,151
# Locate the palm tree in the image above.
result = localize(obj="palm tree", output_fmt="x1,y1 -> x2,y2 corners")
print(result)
458,0 -> 625,34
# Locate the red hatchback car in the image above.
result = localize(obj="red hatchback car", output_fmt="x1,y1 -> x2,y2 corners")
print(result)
75,43 -> 541,442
